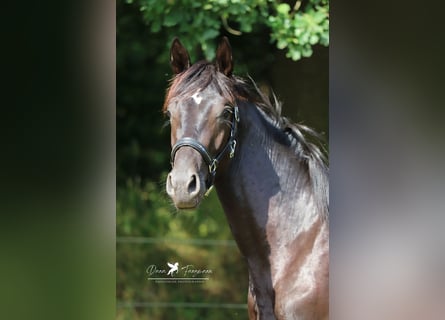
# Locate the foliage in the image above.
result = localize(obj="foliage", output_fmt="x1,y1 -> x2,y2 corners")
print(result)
269,1 -> 329,60
117,2 -> 172,185
127,0 -> 329,61
117,180 -> 248,319
117,178 -> 234,240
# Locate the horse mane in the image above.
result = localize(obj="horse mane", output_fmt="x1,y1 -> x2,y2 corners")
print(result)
164,61 -> 329,217
235,76 -> 329,218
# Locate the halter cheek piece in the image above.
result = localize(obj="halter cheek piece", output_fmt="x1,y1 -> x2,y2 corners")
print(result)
170,105 -> 239,194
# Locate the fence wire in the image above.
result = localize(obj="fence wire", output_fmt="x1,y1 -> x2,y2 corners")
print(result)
117,302 -> 247,309
117,236 -> 237,247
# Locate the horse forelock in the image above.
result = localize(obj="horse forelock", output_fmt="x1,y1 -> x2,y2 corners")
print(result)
163,61 -> 235,112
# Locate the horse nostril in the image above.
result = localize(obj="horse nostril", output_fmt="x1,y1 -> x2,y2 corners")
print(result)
187,174 -> 198,195
166,173 -> 174,195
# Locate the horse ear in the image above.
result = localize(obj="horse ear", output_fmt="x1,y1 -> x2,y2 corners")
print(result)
216,37 -> 233,76
170,38 -> 191,75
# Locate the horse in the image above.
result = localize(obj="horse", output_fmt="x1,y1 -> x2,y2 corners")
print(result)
163,37 -> 329,319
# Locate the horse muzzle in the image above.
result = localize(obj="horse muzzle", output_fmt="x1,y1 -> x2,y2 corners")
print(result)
166,166 -> 204,209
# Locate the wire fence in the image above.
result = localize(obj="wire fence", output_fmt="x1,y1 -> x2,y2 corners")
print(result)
116,236 -> 238,247
118,302 -> 247,310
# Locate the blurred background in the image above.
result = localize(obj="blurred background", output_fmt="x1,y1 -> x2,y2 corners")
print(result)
117,0 -> 328,319
4,1 -> 445,320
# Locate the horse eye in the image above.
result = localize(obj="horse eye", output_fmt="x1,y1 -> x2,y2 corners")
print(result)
222,107 -> 233,119
165,110 -> 171,119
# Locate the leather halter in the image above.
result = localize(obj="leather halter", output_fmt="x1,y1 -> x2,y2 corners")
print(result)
170,105 -> 239,192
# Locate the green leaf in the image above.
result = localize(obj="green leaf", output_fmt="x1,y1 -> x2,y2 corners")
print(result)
163,11 -> 182,27
320,33 -> 329,46
277,3 -> 291,15
302,46 -> 313,57
289,50 -> 301,61
313,10 -> 327,23
309,34 -> 319,45
201,28 -> 219,40
202,43 -> 216,61
277,39 -> 288,49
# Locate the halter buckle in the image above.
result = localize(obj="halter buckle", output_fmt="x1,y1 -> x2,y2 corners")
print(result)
229,140 -> 237,158
209,159 -> 218,174
234,106 -> 240,122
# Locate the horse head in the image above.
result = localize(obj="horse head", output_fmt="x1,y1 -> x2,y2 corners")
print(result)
164,37 -> 238,209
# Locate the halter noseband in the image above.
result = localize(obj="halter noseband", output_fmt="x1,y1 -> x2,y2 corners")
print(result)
170,105 -> 239,193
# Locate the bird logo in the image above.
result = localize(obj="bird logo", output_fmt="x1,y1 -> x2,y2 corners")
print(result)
167,262 -> 179,276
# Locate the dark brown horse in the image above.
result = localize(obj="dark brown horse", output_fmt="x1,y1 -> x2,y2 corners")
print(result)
163,37 -> 329,319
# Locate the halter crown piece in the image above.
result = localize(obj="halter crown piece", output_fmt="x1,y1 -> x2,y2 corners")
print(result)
170,105 -> 240,195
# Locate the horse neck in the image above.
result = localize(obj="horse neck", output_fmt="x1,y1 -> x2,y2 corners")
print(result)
214,101 -> 323,255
